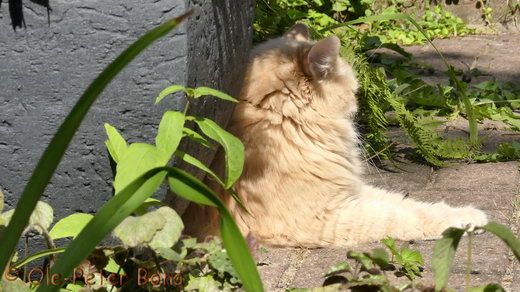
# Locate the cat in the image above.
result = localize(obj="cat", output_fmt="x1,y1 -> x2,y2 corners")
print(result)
182,23 -> 488,247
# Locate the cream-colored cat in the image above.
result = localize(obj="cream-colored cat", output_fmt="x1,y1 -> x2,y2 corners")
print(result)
183,24 -> 487,247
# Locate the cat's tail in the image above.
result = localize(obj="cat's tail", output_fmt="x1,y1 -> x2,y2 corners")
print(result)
321,185 -> 488,246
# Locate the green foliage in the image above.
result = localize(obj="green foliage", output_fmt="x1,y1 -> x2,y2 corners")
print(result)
255,2 -> 520,165
0,13 -> 190,277
254,0 -> 472,44
0,13 -> 262,292
381,237 -> 424,280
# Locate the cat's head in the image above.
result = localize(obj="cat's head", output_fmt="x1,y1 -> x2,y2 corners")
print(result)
240,24 -> 359,119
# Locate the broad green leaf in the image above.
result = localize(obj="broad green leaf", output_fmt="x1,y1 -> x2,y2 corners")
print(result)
36,167 -> 167,292
167,167 -> 263,292
12,248 -> 66,268
468,283 -> 506,292
49,213 -> 94,240
185,275 -> 223,291
114,143 -> 169,194
104,123 -> 127,164
191,117 -> 244,188
156,111 -> 185,157
183,127 -> 215,149
0,278 -> 31,292
63,284 -> 84,291
432,227 -> 465,291
156,247 -> 185,261
399,248 -> 424,265
370,248 -> 390,268
193,87 -> 238,102
381,237 -> 398,256
175,150 -> 225,186
0,12 -> 190,277
155,85 -> 188,104
324,261 -> 351,276
104,258 -> 122,274
114,206 -> 183,249
347,251 -> 373,270
480,222 -> 520,262
208,249 -> 239,280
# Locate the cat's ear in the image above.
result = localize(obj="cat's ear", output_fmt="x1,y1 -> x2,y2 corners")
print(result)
306,36 -> 340,80
283,23 -> 310,41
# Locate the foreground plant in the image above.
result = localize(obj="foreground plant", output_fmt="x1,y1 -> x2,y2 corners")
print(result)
0,12 -> 263,292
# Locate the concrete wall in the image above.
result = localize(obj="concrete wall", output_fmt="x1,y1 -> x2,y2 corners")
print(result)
0,0 -> 254,230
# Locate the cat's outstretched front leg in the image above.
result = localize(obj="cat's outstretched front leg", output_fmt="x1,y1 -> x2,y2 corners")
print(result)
323,185 -> 488,246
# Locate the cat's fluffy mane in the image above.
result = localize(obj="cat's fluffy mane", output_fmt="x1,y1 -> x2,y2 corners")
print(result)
183,24 -> 487,247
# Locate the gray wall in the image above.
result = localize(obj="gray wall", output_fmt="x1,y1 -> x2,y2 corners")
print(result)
0,0 -> 254,231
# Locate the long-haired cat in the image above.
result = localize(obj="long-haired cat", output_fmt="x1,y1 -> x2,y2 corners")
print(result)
183,24 -> 487,247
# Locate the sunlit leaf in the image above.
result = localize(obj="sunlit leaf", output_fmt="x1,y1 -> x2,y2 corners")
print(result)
156,111 -> 185,157
49,213 -> 93,240
193,87 -> 238,102
104,123 -> 127,164
191,117 -> 244,188
432,227 -> 465,291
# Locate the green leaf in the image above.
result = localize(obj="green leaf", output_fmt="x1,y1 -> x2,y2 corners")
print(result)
167,167 -> 263,292
208,249 -> 239,280
183,127 -> 216,149
155,85 -> 189,104
0,278 -> 31,292
192,87 -> 238,102
113,206 -> 183,249
104,123 -> 127,164
370,248 -> 390,268
324,261 -> 351,277
0,12 -> 190,277
156,247 -> 185,261
185,275 -> 223,291
191,117 -> 244,188
114,143 -> 170,194
36,167 -> 168,292
399,248 -> 424,265
156,111 -> 185,157
175,150 -> 225,187
381,237 -> 398,256
104,258 -> 122,274
432,227 -> 465,291
347,251 -> 373,270
480,222 -> 520,262
49,213 -> 94,240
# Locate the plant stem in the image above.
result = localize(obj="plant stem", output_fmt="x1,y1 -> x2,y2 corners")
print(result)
466,231 -> 473,292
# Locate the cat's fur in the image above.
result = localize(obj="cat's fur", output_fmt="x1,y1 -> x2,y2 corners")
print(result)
183,24 -> 488,247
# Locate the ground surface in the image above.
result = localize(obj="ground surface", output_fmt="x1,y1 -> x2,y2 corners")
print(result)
257,33 -> 520,291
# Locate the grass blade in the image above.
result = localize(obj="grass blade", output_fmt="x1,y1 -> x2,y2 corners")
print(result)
168,167 -> 263,292
36,168 -> 168,292
432,227 -> 465,291
12,248 -> 66,269
0,12 -> 190,276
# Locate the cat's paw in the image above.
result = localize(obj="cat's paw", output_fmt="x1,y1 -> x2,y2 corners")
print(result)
425,206 -> 488,240
448,206 -> 488,231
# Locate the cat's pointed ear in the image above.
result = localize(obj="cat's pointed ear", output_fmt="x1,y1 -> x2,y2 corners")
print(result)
283,23 -> 310,41
306,36 -> 340,80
